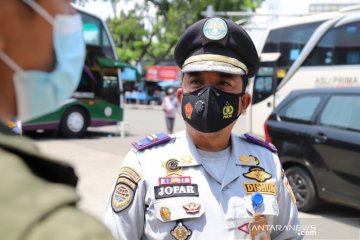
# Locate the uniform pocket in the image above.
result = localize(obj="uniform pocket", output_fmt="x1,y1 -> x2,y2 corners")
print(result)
154,197 -> 204,222
245,194 -> 279,216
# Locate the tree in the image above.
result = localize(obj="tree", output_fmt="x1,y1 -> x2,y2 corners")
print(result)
74,0 -> 263,65
127,0 -> 263,64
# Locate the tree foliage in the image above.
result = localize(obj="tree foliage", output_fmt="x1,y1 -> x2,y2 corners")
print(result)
74,0 -> 263,65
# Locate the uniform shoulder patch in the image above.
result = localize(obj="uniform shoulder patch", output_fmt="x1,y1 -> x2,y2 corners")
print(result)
242,133 -> 277,153
111,167 -> 142,213
112,183 -> 135,212
132,133 -> 172,151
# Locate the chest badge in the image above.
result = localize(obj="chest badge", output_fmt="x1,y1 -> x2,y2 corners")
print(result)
243,166 -> 272,182
163,159 -> 183,176
239,155 -> 260,165
171,221 -> 192,240
160,206 -> 171,221
183,202 -> 201,214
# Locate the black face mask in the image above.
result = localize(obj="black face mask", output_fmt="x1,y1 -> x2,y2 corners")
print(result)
181,86 -> 244,133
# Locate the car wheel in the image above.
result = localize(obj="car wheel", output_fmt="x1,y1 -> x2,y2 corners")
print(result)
285,166 -> 318,212
60,106 -> 88,138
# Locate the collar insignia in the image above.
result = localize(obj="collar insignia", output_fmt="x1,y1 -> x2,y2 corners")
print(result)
180,154 -> 194,165
239,155 -> 260,165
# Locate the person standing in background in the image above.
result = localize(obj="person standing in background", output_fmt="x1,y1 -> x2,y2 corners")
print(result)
162,88 -> 179,134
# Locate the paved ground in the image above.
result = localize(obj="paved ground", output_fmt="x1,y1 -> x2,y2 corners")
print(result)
33,105 -> 359,239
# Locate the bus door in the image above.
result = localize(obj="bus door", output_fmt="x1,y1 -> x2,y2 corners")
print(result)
250,53 -> 279,136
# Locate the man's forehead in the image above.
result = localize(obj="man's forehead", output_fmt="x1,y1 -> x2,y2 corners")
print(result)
184,71 -> 242,80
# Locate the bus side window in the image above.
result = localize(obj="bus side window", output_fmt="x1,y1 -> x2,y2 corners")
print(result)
304,21 -> 360,66
252,66 -> 276,104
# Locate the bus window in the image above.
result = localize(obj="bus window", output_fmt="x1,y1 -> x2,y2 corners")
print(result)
80,12 -> 115,60
304,21 -> 360,66
252,65 -> 276,104
263,21 -> 324,68
102,29 -> 111,47
82,14 -> 101,46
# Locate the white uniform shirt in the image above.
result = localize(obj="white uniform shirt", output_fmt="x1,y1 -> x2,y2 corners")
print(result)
104,130 -> 302,240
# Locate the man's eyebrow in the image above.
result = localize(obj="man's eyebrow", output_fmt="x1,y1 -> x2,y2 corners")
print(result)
187,72 -> 201,78
219,73 -> 236,80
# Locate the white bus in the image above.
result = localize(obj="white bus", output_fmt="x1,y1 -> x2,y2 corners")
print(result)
248,6 -> 360,137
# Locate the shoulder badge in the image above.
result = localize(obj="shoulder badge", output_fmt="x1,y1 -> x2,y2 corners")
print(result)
111,167 -> 142,213
132,133 -> 172,151
112,183 -> 134,212
242,133 -> 277,153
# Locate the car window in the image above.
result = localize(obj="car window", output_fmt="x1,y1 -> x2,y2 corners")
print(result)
280,95 -> 322,122
320,95 -> 360,132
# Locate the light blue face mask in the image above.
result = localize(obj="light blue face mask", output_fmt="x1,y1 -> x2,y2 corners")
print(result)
0,0 -> 85,121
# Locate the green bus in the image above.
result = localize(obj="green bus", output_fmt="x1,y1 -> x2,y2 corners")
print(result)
23,6 -> 134,138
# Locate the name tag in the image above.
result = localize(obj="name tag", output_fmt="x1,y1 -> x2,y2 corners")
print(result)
154,184 -> 199,199
243,182 -> 276,195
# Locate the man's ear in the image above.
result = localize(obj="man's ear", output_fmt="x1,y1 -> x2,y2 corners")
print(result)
177,87 -> 183,103
240,93 -> 251,113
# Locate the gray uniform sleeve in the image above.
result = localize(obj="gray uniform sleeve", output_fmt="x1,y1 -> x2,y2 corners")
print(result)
271,154 -> 303,240
104,151 -> 146,240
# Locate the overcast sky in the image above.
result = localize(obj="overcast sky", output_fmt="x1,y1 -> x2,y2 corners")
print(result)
82,0 -> 150,20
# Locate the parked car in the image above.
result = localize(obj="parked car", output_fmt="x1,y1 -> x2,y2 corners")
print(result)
264,88 -> 360,212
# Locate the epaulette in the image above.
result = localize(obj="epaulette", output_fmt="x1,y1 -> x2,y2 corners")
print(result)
132,133 -> 172,151
242,133 -> 277,153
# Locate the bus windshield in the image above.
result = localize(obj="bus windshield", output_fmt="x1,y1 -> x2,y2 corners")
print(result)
253,21 -> 325,104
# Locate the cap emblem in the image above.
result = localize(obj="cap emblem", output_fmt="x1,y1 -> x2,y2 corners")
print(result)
203,17 -> 228,40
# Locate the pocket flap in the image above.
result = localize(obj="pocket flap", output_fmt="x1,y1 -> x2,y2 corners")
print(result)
154,197 -> 204,222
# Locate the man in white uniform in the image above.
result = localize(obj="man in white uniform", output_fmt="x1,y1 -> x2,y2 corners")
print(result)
104,17 -> 301,240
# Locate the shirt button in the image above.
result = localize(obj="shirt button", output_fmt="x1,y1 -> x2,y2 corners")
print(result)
227,222 -> 235,228
222,187 -> 229,191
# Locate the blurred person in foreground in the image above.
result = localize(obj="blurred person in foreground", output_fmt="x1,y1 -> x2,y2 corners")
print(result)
104,17 -> 301,240
0,1 -> 115,239
161,88 -> 179,134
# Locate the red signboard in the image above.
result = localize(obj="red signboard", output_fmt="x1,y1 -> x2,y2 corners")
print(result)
146,66 -> 181,81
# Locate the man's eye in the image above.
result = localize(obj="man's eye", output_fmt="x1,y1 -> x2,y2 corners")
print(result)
190,79 -> 201,85
221,81 -> 231,87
